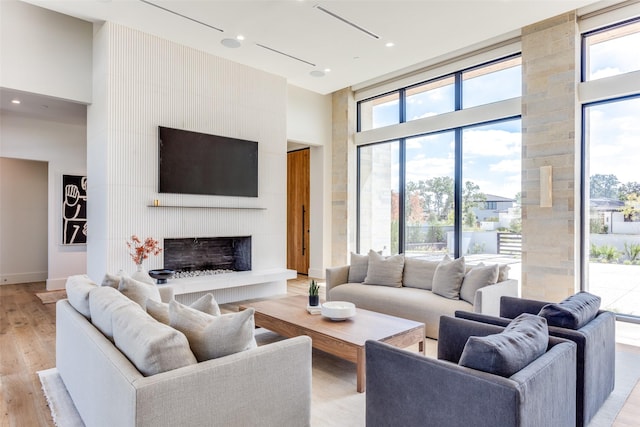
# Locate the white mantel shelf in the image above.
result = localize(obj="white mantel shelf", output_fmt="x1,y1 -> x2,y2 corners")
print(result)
147,205 -> 266,210
158,268 -> 297,295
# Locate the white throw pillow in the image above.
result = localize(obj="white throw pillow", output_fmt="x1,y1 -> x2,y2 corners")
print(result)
112,303 -> 197,376
65,275 -> 98,319
432,256 -> 466,300
147,293 -> 221,325
118,276 -> 161,308
403,257 -> 440,290
459,263 -> 499,304
101,272 -> 123,288
363,250 -> 405,287
89,286 -> 137,340
169,301 -> 257,362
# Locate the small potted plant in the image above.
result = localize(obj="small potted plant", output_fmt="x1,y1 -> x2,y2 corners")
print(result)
308,279 -> 320,307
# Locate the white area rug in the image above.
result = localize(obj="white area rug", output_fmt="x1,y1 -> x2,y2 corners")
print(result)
38,333 -> 639,427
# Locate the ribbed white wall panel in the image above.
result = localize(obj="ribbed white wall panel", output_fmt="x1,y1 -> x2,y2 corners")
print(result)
87,23 -> 288,299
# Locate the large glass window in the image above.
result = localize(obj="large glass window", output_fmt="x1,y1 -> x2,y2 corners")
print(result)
462,56 -> 522,108
584,96 -> 640,317
404,132 -> 456,258
584,19 -> 640,81
358,92 -> 400,131
406,77 -> 455,122
358,141 -> 400,255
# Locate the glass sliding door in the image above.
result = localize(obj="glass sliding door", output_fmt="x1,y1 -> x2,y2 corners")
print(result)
584,96 -> 640,317
358,141 -> 400,255
404,132 -> 456,259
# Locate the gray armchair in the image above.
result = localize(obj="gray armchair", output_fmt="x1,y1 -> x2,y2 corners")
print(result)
456,295 -> 615,427
365,316 -> 577,427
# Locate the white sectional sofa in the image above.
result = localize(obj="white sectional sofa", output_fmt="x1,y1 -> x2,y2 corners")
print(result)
326,252 -> 518,339
57,274 -> 312,427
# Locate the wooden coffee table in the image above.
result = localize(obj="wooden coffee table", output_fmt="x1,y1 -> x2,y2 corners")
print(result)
239,295 -> 425,393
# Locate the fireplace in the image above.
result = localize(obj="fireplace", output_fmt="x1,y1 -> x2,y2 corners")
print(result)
163,237 -> 251,273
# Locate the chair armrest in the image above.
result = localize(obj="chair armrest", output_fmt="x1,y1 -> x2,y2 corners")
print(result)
454,310 -> 512,328
500,296 -> 548,318
325,265 -> 350,300
436,316 -> 506,363
473,279 -> 519,315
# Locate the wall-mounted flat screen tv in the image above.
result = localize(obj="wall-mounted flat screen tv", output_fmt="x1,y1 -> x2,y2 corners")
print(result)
158,126 -> 258,197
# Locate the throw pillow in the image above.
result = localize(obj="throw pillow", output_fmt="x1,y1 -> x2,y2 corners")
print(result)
459,263 -> 499,304
363,250 -> 405,287
497,264 -> 510,282
89,286 -> 137,340
118,276 -> 161,308
65,275 -> 98,319
348,252 -> 369,283
403,257 -> 440,290
101,272 -> 122,288
431,256 -> 466,299
459,313 -> 548,377
147,293 -> 221,325
538,291 -> 601,330
169,301 -> 257,361
112,303 -> 197,376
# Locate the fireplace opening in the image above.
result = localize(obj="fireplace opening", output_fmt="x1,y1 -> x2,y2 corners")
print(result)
163,237 -> 251,277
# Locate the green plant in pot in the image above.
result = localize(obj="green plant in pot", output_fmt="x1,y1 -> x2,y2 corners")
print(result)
308,280 -> 320,307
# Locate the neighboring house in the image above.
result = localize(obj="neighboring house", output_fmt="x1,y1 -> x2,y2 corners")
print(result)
589,197 -> 640,234
473,194 -> 515,222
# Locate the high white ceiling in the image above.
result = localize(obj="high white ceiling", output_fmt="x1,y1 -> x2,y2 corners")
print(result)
22,0 -> 605,95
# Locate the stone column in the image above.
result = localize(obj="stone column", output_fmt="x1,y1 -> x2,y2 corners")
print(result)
521,12 -> 580,301
331,88 -> 357,266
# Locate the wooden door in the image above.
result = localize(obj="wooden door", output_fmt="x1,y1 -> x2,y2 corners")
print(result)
287,149 -> 310,274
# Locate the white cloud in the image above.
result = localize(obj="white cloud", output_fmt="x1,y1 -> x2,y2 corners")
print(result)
463,129 -> 521,157
490,159 -> 520,173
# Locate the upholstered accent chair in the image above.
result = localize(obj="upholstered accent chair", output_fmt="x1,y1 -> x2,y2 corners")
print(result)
456,295 -> 616,427
365,316 -> 577,427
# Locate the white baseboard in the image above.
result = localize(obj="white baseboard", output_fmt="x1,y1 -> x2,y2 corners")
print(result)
46,277 -> 67,291
0,271 -> 47,285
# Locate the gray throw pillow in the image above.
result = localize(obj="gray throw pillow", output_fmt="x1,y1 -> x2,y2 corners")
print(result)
118,276 -> 161,308
497,264 -> 510,282
348,252 -> 369,283
403,257 -> 440,290
112,303 -> 197,376
431,256 -> 465,299
147,293 -> 221,325
538,291 -> 601,330
169,301 -> 257,361
459,263 -> 499,304
101,272 -> 122,288
459,313 -> 548,377
363,250 -> 405,287
89,286 -> 137,340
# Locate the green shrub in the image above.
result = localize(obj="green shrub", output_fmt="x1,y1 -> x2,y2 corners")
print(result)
624,242 -> 640,262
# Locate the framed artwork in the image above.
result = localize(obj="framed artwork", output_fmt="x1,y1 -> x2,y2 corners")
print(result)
62,174 -> 87,245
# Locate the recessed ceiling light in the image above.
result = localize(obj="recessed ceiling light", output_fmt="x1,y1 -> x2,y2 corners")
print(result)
324,68 -> 331,73
11,99 -> 21,104
221,38 -> 241,48
310,70 -> 325,78
236,35 -> 245,41
385,42 -> 395,47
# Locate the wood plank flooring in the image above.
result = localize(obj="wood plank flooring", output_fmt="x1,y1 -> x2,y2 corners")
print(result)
1,278 -> 639,427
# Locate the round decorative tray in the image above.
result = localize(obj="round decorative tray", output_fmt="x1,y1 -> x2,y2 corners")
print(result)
321,301 -> 356,321
148,269 -> 175,284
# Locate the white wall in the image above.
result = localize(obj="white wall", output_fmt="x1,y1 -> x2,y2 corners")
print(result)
87,22 -> 289,301
0,111 -> 87,288
0,0 -> 92,103
0,158 -> 48,284
287,85 -> 332,278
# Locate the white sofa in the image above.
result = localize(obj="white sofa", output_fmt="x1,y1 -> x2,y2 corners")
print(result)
326,254 -> 518,339
56,275 -> 312,427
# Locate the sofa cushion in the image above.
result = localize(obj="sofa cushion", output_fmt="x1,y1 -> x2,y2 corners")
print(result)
459,263 -> 499,304
403,258 -> 440,290
348,252 -> 369,283
118,276 -> 161,308
329,283 -> 471,339
101,272 -> 122,288
65,275 -> 98,319
112,303 -> 197,376
89,286 -> 138,340
169,301 -> 257,361
147,293 -> 221,324
538,291 -> 601,330
459,313 -> 548,377
432,256 -> 466,299
364,250 -> 405,287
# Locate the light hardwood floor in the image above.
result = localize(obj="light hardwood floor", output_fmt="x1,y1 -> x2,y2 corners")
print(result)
1,278 -> 638,427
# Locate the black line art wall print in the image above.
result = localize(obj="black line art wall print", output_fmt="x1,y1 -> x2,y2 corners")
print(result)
62,174 -> 87,245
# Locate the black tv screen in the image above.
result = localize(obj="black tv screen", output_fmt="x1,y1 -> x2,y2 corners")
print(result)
158,126 -> 258,197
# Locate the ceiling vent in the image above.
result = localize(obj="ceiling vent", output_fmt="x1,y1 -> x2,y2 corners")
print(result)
255,43 -> 316,67
314,5 -> 379,40
139,0 -> 223,32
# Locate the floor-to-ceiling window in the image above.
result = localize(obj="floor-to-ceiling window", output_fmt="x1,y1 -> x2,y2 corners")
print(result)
582,16 -> 640,318
356,53 -> 522,269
